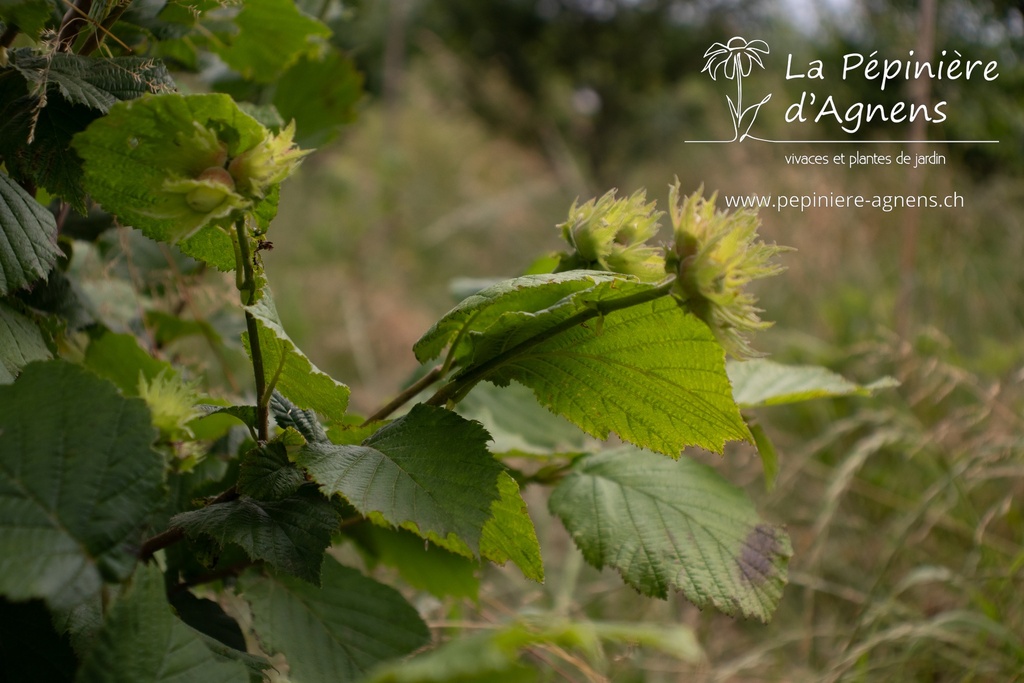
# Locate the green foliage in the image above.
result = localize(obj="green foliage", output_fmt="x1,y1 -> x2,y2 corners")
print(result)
549,446 -> 791,622
213,0 -> 330,83
8,48 -> 174,113
0,300 -> 50,381
75,565 -> 249,683
296,404 -> 502,556
0,169 -> 61,296
728,357 -> 899,408
73,93 -> 269,248
0,3 -> 895,680
240,558 -> 430,681
0,361 -> 163,611
172,485 -> 339,584
243,292 -> 350,420
366,616 -> 702,682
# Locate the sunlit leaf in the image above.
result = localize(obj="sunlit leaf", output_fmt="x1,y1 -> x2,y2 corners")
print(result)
414,271 -> 626,364
73,93 -> 266,249
479,472 -> 544,582
728,358 -> 898,408
477,294 -> 750,456
296,404 -> 501,556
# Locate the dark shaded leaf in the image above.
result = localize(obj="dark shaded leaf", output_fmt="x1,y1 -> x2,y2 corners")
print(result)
10,49 -> 175,114
0,169 -> 61,295
236,430 -> 306,501
171,484 -> 339,584
0,300 -> 50,383
76,564 -> 248,683
241,558 -> 430,682
0,361 -> 164,611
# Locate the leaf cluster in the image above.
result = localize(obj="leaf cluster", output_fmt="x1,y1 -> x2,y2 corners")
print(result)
0,2 -> 895,681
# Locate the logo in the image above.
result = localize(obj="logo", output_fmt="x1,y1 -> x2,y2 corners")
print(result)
689,36 -> 1000,145
701,37 -> 772,142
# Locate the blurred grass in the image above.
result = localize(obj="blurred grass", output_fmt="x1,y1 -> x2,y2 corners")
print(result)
258,43 -> 1024,682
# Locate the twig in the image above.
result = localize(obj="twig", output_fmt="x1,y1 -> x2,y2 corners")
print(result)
233,217 -> 269,442
138,487 -> 239,561
361,365 -> 444,425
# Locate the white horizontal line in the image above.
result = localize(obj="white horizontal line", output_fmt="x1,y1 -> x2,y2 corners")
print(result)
685,139 -> 999,144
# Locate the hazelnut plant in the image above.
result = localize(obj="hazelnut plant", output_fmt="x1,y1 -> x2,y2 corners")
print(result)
0,2 -> 892,681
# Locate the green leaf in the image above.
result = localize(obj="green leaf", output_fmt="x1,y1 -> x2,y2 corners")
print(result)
171,484 -> 338,584
0,361 -> 164,611
414,271 -> 625,364
270,390 -> 329,444
76,564 -> 249,683
9,49 -> 174,114
349,525 -> 480,600
236,430 -> 307,501
0,88 -> 97,211
194,404 -> 257,435
73,93 -> 266,247
0,169 -> 61,296
145,310 -> 223,347
244,292 -> 350,421
0,300 -> 50,383
549,446 -> 792,622
169,591 -> 248,653
1,49 -> 174,213
457,380 -> 587,455
366,617 -> 701,683
273,48 -> 362,147
178,224 -> 237,272
83,330 -> 176,395
478,294 -> 750,456
241,557 -> 430,682
214,0 -> 330,83
479,472 -> 544,582
0,0 -> 57,38
296,404 -> 502,556
727,358 -> 899,408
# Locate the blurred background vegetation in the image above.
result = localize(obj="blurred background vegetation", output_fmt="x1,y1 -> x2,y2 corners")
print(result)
193,0 -> 1024,679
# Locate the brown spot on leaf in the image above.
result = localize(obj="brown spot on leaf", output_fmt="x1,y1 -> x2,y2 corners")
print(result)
737,523 -> 784,586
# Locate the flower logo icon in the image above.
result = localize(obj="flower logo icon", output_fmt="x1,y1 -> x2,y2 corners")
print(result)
702,37 -> 772,142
